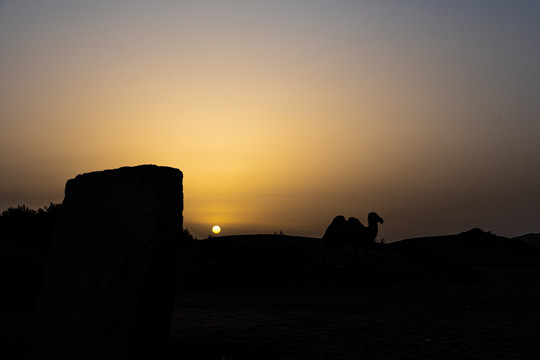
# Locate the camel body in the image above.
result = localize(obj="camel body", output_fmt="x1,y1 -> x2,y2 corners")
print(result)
322,212 -> 384,265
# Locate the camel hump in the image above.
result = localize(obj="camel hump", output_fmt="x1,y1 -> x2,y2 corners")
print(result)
331,215 -> 346,225
346,217 -> 367,238
347,217 -> 366,228
322,215 -> 347,239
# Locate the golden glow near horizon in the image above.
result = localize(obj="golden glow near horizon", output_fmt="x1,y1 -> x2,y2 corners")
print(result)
1,1 -> 539,240
212,225 -> 221,235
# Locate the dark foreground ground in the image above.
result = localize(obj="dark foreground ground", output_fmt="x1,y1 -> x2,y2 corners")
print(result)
2,231 -> 540,359
169,232 -> 540,360
171,265 -> 540,360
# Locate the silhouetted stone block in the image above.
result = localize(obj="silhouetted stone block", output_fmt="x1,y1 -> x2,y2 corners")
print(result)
26,165 -> 183,360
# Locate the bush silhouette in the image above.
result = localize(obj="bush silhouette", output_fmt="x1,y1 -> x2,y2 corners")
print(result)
0,203 -> 61,304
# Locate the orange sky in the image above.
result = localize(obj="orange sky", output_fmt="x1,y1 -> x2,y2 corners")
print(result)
1,1 -> 539,240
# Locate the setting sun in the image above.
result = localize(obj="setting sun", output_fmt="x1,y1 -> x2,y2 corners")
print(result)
0,1 -> 538,241
212,225 -> 221,234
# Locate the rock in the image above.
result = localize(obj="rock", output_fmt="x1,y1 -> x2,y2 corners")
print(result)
26,165 -> 183,360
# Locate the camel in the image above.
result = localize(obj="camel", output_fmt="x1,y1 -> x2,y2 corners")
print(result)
322,212 -> 384,265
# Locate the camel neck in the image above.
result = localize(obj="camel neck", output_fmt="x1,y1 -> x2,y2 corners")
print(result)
367,221 -> 378,235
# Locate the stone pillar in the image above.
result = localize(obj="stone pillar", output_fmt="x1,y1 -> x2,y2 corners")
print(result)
26,165 -> 183,360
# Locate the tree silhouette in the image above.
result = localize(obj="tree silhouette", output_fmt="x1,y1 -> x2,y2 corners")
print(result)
0,203 -> 62,304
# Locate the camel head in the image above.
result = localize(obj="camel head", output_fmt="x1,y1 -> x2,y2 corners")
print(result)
368,212 -> 384,225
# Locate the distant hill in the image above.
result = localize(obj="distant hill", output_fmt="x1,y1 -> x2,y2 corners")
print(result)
512,233 -> 540,245
388,228 -> 540,267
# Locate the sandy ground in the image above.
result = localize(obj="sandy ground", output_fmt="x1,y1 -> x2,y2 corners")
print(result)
2,266 -> 539,359
3,234 -> 540,360
170,266 -> 540,360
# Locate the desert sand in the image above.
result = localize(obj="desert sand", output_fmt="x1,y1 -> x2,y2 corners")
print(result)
167,233 -> 540,359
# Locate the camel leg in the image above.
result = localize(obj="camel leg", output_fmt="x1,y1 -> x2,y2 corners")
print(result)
323,240 -> 329,266
363,246 -> 375,265
323,240 -> 340,266
323,241 -> 348,267
353,245 -> 360,264
335,244 -> 345,265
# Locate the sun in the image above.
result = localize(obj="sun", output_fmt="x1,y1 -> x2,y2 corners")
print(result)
212,225 -> 221,234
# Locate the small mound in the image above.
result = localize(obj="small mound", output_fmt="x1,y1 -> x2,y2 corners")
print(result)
513,233 -> 540,246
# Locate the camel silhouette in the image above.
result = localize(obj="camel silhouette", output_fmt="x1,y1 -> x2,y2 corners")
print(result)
322,212 -> 384,265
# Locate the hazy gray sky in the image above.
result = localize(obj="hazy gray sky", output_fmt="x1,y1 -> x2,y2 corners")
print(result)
1,1 -> 539,240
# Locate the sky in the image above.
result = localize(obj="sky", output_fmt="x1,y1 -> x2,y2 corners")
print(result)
1,0 -> 539,241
